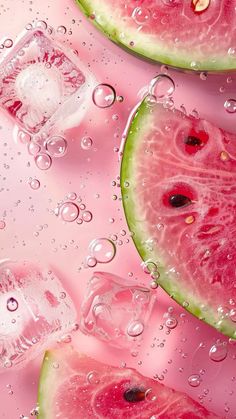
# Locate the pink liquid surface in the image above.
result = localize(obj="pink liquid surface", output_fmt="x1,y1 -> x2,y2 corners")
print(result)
0,0 -> 236,418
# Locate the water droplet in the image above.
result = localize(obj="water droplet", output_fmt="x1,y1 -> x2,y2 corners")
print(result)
89,238 -> 116,263
209,342 -> 228,362
82,211 -> 93,222
127,320 -> 144,337
165,317 -> 178,329
29,178 -> 40,190
18,130 -> 31,144
35,153 -> 52,170
57,25 -> 67,34
200,72 -> 207,81
224,99 -> 236,114
67,192 -> 77,200
4,360 -> 12,368
192,0 -> 210,13
81,136 -> 93,150
145,388 -> 157,402
7,297 -> 18,312
87,371 -> 100,384
4,39 -> 13,48
28,142 -> 41,156
188,374 -> 201,387
150,75 -> 175,99
60,202 -> 79,222
92,84 -> 116,108
45,136 -> 67,157
132,7 -> 150,25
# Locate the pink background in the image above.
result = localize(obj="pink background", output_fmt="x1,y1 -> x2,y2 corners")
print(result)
0,0 -> 236,417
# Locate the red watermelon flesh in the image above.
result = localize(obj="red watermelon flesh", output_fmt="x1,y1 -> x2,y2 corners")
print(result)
76,0 -> 236,71
38,346 -> 219,418
121,100 -> 236,338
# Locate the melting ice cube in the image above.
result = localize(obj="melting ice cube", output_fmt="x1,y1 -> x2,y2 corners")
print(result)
80,271 -> 156,348
0,29 -> 95,135
0,260 -> 76,370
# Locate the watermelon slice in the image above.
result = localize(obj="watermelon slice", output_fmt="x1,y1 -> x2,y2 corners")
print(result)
38,346 -> 219,418
76,0 -> 236,71
120,98 -> 236,338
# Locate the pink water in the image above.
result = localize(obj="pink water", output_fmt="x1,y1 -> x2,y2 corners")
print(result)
0,0 -> 236,418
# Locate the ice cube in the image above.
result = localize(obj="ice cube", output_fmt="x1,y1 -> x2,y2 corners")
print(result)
0,29 -> 95,134
80,272 -> 156,348
0,260 -> 76,370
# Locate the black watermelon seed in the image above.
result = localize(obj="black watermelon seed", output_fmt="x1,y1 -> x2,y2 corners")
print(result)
123,387 -> 146,403
169,194 -> 191,208
184,136 -> 202,146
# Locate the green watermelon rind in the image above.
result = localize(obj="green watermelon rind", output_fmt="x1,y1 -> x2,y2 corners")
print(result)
76,0 -> 236,72
38,350 -> 64,419
120,100 -> 236,339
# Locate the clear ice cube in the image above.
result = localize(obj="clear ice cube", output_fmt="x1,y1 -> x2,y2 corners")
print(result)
80,271 -> 156,348
0,260 -> 76,370
0,29 -> 94,134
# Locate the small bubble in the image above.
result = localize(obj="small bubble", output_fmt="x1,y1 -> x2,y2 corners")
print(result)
229,309 -> 236,322
209,342 -> 228,362
4,360 -> 12,368
28,142 -> 41,156
145,388 -> 157,402
60,202 -> 79,222
127,320 -> 144,337
18,130 -> 31,144
36,20 -> 47,30
165,317 -> 178,329
82,211 -> 93,222
224,99 -> 236,114
86,256 -> 97,268
81,136 -> 93,150
92,84 -> 116,108
7,297 -> 18,312
57,25 -> 67,34
200,72 -> 207,81
4,39 -> 13,48
188,374 -> 201,387
89,238 -> 116,263
53,362 -> 59,369
35,153 -> 52,170
25,23 -> 33,30
150,75 -> 175,99
45,136 -> 67,157
29,178 -> 40,190
87,371 -> 100,384
132,7 -> 150,24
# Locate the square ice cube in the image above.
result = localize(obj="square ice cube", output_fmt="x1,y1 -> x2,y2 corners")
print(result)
0,260 -> 77,370
80,271 -> 156,348
0,29 -> 91,134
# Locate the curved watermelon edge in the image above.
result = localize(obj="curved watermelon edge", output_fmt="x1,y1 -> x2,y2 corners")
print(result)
120,99 -> 236,339
76,0 -> 236,72
38,351 -> 55,419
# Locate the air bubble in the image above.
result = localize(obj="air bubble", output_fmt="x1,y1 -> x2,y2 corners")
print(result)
132,7 -> 150,25
60,202 -> 79,222
127,320 -> 144,337
87,371 -> 100,384
4,39 -> 13,48
0,220 -> 6,230
82,211 -> 93,222
7,297 -> 19,312
35,153 -> 52,170
150,75 -> 175,99
45,136 -> 67,157
86,256 -> 97,268
89,238 -> 116,263
92,84 -> 116,108
29,178 -> 40,190
165,317 -> 178,329
224,99 -> 236,114
18,131 -> 31,144
36,20 -> 48,30
188,374 -> 201,387
57,25 -> 67,34
81,136 -> 93,150
28,142 -> 41,156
